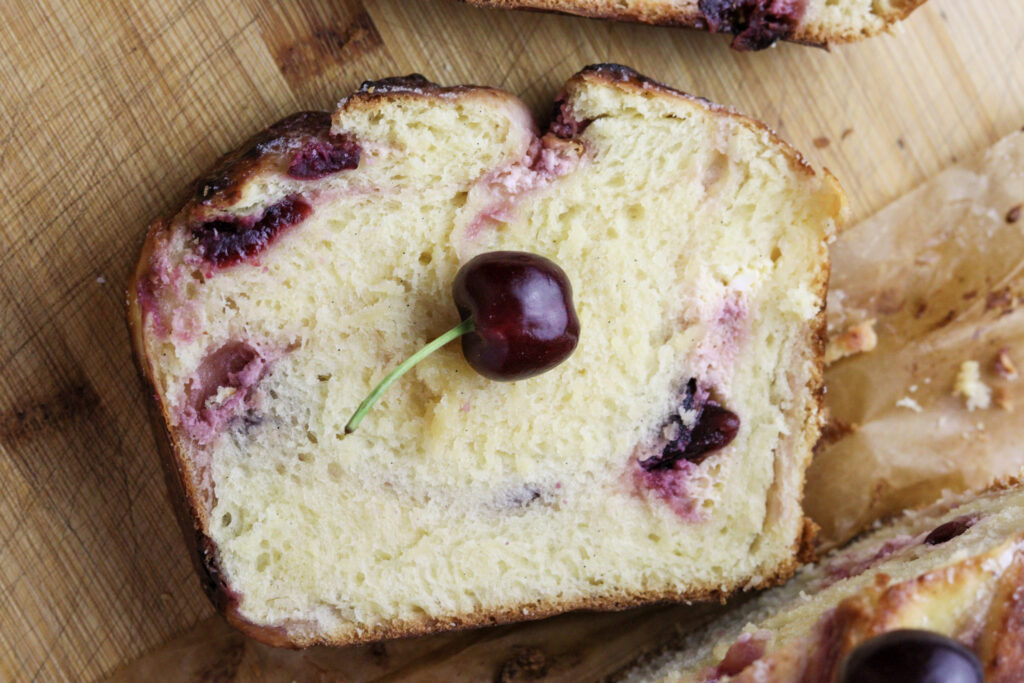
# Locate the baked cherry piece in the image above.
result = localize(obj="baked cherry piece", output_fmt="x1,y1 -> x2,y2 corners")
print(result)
698,0 -> 807,51
837,630 -> 982,683
345,251 -> 579,433
287,135 -> 360,180
664,403 -> 740,465
194,195 -> 312,267
640,380 -> 741,470
923,515 -> 977,546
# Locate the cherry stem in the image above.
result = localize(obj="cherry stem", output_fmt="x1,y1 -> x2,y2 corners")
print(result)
344,317 -> 476,434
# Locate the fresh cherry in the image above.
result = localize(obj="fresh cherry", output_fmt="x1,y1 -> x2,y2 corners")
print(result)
345,251 -> 579,433
453,251 -> 580,380
837,630 -> 982,683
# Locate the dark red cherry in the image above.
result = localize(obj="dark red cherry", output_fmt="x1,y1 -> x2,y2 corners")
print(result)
923,515 -> 977,546
193,194 -> 312,267
345,251 -> 579,433
287,135 -> 360,179
838,630 -> 982,683
682,403 -> 740,462
698,0 -> 806,51
452,251 -> 580,381
640,381 -> 741,471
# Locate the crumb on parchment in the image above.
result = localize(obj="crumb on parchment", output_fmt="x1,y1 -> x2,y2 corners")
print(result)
993,386 -> 1014,412
825,318 -> 878,365
954,360 -> 991,411
896,397 -> 923,413
995,347 -> 1019,380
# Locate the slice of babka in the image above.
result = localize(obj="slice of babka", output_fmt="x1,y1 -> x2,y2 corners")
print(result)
127,64 -> 844,646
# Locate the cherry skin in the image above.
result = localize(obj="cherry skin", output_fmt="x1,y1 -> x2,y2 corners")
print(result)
923,515 -> 977,546
837,630 -> 982,683
345,251 -> 579,433
453,251 -> 580,381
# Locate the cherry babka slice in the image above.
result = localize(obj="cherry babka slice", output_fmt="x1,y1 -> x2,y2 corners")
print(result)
127,65 -> 844,647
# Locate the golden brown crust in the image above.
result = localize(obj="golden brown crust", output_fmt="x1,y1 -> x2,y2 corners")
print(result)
977,552 -> 1024,681
825,549 -> 1024,678
464,0 -> 704,26
640,486 -> 1024,681
126,65 -> 841,648
797,517 -> 822,565
339,73 -> 521,113
791,235 -> 835,567
193,111 -> 334,211
274,578 -> 798,648
351,73 -> 484,98
460,0 -> 929,49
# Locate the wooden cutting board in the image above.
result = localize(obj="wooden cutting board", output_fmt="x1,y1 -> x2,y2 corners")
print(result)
1,0 -> 1022,680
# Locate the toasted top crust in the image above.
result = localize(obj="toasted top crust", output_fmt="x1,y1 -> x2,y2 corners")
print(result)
195,112 -> 334,210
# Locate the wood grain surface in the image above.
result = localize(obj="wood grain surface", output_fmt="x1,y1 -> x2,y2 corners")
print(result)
1,0 -> 1022,680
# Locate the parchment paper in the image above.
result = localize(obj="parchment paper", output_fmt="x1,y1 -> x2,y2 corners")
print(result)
806,130 -> 1024,548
